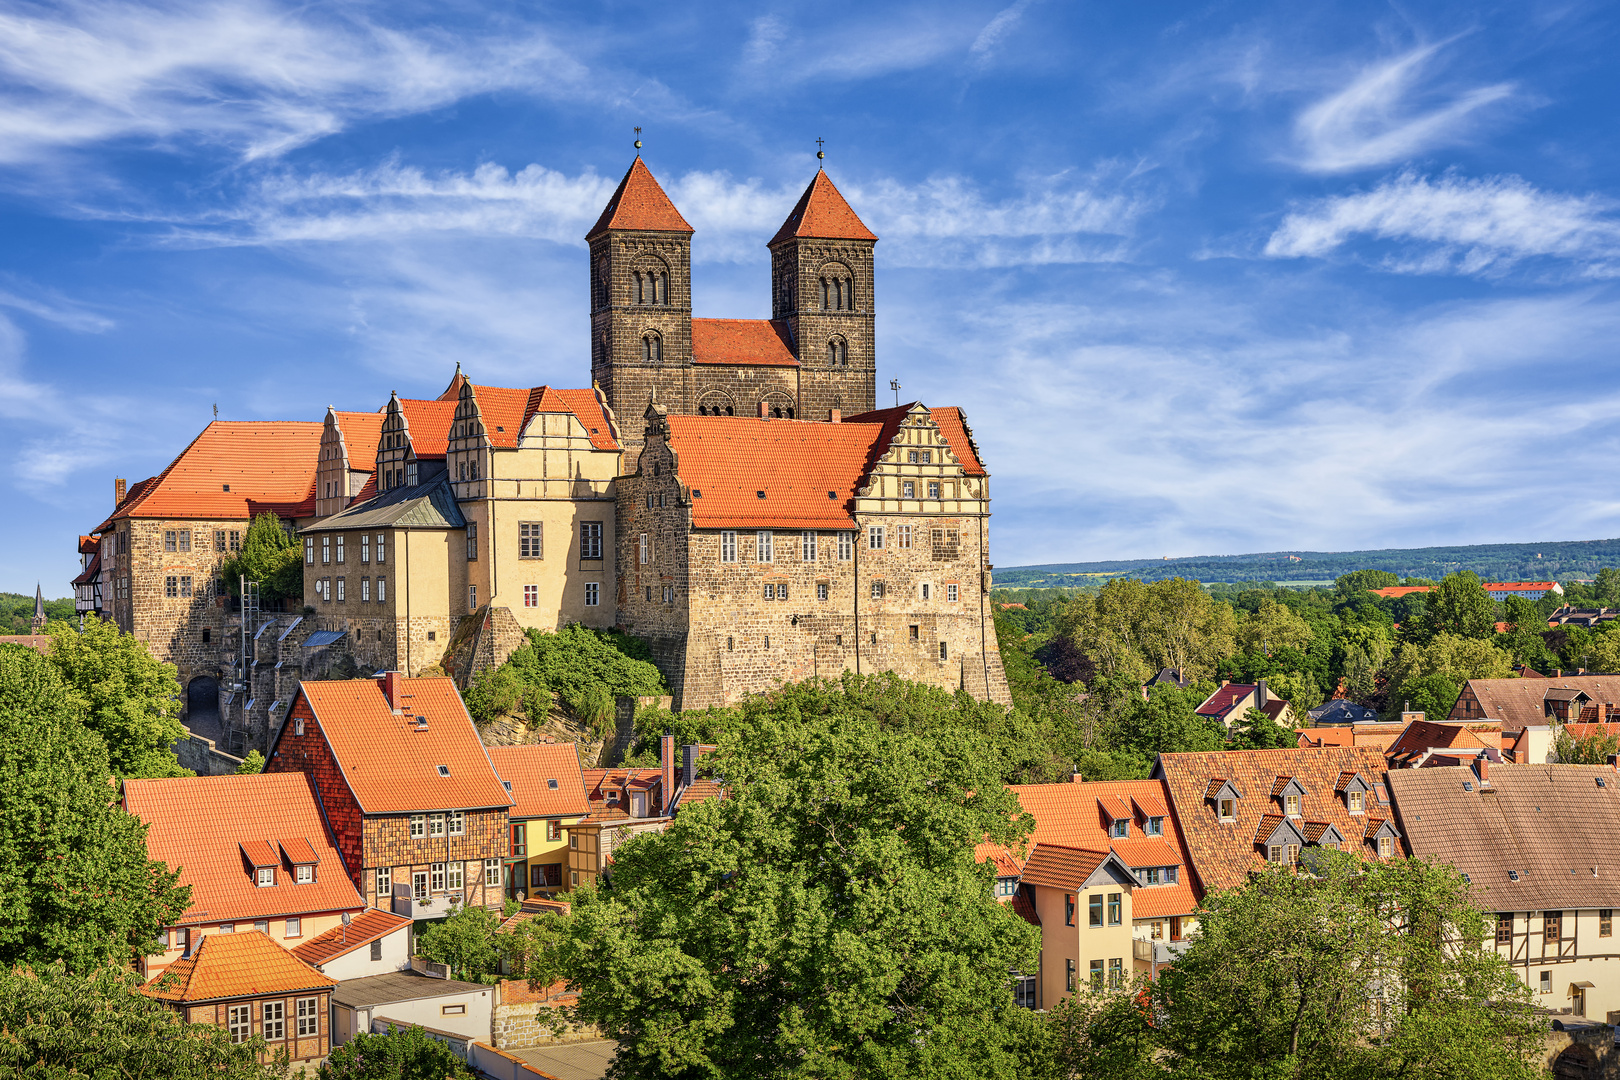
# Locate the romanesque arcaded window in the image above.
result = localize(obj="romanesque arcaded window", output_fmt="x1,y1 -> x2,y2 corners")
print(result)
642,333 -> 662,362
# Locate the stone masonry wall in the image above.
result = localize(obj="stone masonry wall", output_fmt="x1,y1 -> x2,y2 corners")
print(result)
772,235 -> 877,419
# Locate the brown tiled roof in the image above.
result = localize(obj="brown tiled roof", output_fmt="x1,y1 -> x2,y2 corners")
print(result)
1156,747 -> 1392,895
667,416 -> 876,530
1011,890 -> 1040,926
94,421 -> 321,529
0,635 -> 52,655
586,158 -> 693,239
768,170 -> 877,245
1019,844 -> 1111,890
1388,763 -> 1620,909
1387,720 -> 1494,762
1196,684 -> 1252,720
123,773 -> 364,926
690,319 -> 799,367
291,909 -> 412,967
289,677 -> 512,814
143,931 -> 336,1003
1457,676 -> 1620,731
486,743 -> 588,820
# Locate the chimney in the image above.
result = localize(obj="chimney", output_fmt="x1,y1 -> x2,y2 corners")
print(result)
381,671 -> 403,712
1475,751 -> 1490,784
758,401 -> 769,419
1071,772 -> 1084,783
114,478 -> 127,507
1256,679 -> 1269,707
1220,679 -> 1230,689
661,733 -> 675,810
829,408 -> 841,423
683,744 -> 697,788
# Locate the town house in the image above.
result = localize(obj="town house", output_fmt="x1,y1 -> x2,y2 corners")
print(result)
122,772 -> 367,979
484,742 -> 590,900
1193,679 -> 1294,729
266,673 -> 512,937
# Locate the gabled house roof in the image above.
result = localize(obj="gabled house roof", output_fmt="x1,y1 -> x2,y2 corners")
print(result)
143,931 -> 336,1003
396,399 -> 458,460
122,773 -> 365,927
283,676 -> 512,814
844,403 -> 986,477
1456,676 -> 1620,731
486,743 -> 589,820
1155,747 -> 1393,895
291,909 -> 412,968
586,157 -> 693,239
768,170 -> 877,245
1019,844 -> 1135,891
332,410 -> 385,473
94,421 -> 322,529
1388,763 -> 1620,910
1387,719 -> 1496,765
1195,684 -> 1253,721
463,384 -> 619,452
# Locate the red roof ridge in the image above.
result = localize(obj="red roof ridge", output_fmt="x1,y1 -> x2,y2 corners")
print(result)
586,158 -> 693,239
769,170 -> 877,246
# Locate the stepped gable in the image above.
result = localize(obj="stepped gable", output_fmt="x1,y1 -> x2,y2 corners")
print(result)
690,319 -> 800,367
769,169 -> 878,246
586,157 -> 693,240
844,403 -> 987,477
142,930 -> 335,1003
459,383 -> 620,452
664,414 -> 888,530
93,421 -> 322,528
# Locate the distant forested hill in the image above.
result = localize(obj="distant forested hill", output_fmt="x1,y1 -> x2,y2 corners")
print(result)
994,538 -> 1620,588
0,591 -> 74,634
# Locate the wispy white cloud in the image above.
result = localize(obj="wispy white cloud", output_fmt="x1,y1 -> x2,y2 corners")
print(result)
1292,41 -> 1514,173
969,0 -> 1037,69
1265,171 -> 1620,277
735,8 -> 976,85
116,158 -> 1151,269
0,0 -> 595,163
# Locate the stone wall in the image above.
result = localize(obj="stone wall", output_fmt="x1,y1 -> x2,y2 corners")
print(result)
1546,1024 -> 1620,1079
492,982 -> 599,1050
772,234 -> 877,420
173,731 -> 245,776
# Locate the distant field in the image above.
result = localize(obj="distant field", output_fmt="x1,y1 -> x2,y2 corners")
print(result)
993,538 -> 1620,588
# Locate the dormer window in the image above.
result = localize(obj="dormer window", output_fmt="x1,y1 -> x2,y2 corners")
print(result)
1284,794 -> 1300,817
547,779 -> 559,789
1110,818 -> 1128,838
1218,799 -> 1235,820
257,867 -> 274,887
1348,790 -> 1364,813
296,865 -> 314,884
1146,816 -> 1164,836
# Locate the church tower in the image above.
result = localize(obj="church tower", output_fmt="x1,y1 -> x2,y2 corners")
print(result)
768,170 -> 878,417
588,157 -> 694,463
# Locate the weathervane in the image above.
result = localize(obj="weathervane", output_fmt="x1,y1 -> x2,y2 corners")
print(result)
634,127 -> 642,152
889,378 -> 902,406
816,137 -> 825,161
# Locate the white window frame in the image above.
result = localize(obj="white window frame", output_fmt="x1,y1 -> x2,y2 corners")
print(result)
376,866 -> 391,904
430,813 -> 446,837
376,534 -> 386,563
431,862 -> 446,892
377,575 -> 387,602
837,532 -> 853,561
295,864 -> 313,884
947,583 -> 959,603
485,858 -> 501,886
447,861 -> 464,890
802,531 -> 816,561
410,814 -> 425,838
868,525 -> 885,550
335,534 -> 345,563
720,531 -> 737,563
305,537 -> 314,564
756,531 -> 773,563
449,810 -> 464,835
362,534 -> 370,563
256,867 -> 274,887
321,535 -> 330,564
898,523 -> 912,549
228,1005 -> 251,1043
286,916 -> 302,937
263,1001 -> 284,1041
296,997 -> 318,1037
639,533 -> 649,564
524,584 -> 538,607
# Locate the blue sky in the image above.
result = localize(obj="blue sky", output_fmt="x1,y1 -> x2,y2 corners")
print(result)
3,0 -> 1620,594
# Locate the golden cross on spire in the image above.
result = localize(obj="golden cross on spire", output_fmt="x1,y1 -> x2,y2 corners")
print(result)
816,137 -> 825,161
634,127 -> 642,152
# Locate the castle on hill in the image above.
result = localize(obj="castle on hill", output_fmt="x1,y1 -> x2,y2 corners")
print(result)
78,157 -> 1010,756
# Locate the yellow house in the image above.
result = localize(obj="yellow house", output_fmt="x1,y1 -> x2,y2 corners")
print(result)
1018,844 -> 1139,1008
485,743 -> 590,900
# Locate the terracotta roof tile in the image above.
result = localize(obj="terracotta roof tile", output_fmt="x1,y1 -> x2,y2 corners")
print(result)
289,677 -> 512,814
95,421 -> 322,528
586,158 -> 693,239
668,416 -> 875,530
677,778 -> 725,806
1011,890 -> 1041,926
1156,747 -> 1393,896
399,399 -> 457,460
486,744 -> 589,820
279,837 -> 319,865
1097,794 -> 1132,822
78,534 -> 98,554
690,319 -> 800,367
1196,684 -> 1254,719
240,840 -> 279,868
768,170 -> 877,246
333,411 -> 385,472
842,404 -> 987,477
1457,676 -> 1620,731
548,388 -> 620,451
1370,586 -> 1435,598
1388,720 -> 1494,761
143,931 -> 336,1002
975,841 -> 1023,877
291,909 -> 412,967
1019,844 -> 1110,890
0,635 -> 51,655
122,773 -> 364,926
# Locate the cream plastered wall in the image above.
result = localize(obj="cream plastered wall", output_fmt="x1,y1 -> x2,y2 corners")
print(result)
453,408 -> 619,633
1496,907 -> 1620,1019
1033,873 -> 1137,1008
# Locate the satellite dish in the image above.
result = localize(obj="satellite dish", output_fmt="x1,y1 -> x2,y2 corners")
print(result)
341,912 -> 351,925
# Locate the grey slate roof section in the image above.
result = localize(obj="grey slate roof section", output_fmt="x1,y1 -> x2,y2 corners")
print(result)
330,970 -> 491,1009
1307,699 -> 1381,724
301,629 -> 347,649
300,469 -> 465,534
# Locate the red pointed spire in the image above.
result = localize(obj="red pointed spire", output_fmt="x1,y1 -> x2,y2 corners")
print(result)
769,170 -> 877,246
586,158 -> 693,240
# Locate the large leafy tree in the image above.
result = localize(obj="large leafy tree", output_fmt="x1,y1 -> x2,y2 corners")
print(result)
1334,569 -> 1399,600
1235,599 -> 1315,657
317,1023 -> 476,1079
44,616 -> 188,778
220,511 -> 303,604
1418,572 -> 1497,641
559,701 -> 1043,1078
0,962 -> 284,1079
416,903 -> 501,981
0,644 -> 190,972
1149,852 -> 1542,1080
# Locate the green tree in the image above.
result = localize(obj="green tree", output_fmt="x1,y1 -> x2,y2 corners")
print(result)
1265,671 -> 1323,720
416,903 -> 501,982
1418,572 -> 1497,640
235,749 -> 264,774
317,1023 -> 476,1079
0,644 -> 190,972
559,707 -> 1042,1078
1595,567 -> 1620,607
1150,852 -> 1542,1080
1334,569 -> 1399,599
1393,672 -> 1463,723
44,616 -> 188,779
0,962 -> 285,1079
1341,644 -> 1379,703
220,511 -> 303,605
461,662 -> 526,725
1114,683 -> 1224,762
1040,985 -> 1157,1080
1228,706 -> 1296,750
1236,599 -> 1315,656
1553,723 -> 1620,764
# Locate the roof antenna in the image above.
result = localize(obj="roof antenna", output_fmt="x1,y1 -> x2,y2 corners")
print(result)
889,378 -> 902,407
816,137 -> 825,163
213,403 -> 219,421
634,127 -> 642,154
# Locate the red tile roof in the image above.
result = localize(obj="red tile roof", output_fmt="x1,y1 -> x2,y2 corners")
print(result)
1019,843 -> 1110,890
1387,720 -> 1495,761
1370,586 -> 1434,598
975,841 -> 1024,877
143,930 -> 336,1003
333,410 -> 385,472
668,415 -> 877,530
463,384 -> 620,452
71,552 -> 100,586
78,534 -> 98,555
1195,684 -> 1251,719
690,319 -> 800,367
548,388 -> 620,451
486,743 -> 589,819
768,170 -> 877,245
290,677 -> 512,814
291,909 -> 412,968
843,404 -> 987,476
399,399 -> 458,460
95,421 -> 322,529
1485,582 -> 1557,590
586,157 -> 693,239
1011,890 -> 1040,926
123,773 -> 365,926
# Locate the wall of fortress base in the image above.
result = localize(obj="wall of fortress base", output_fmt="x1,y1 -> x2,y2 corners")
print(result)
615,485 -> 1011,710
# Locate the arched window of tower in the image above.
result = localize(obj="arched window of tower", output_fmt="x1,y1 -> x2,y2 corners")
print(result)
657,272 -> 668,305
642,334 -> 662,363
820,278 -> 829,310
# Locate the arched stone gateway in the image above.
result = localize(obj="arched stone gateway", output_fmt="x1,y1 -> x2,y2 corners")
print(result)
184,674 -> 221,739
1553,1042 -> 1598,1080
